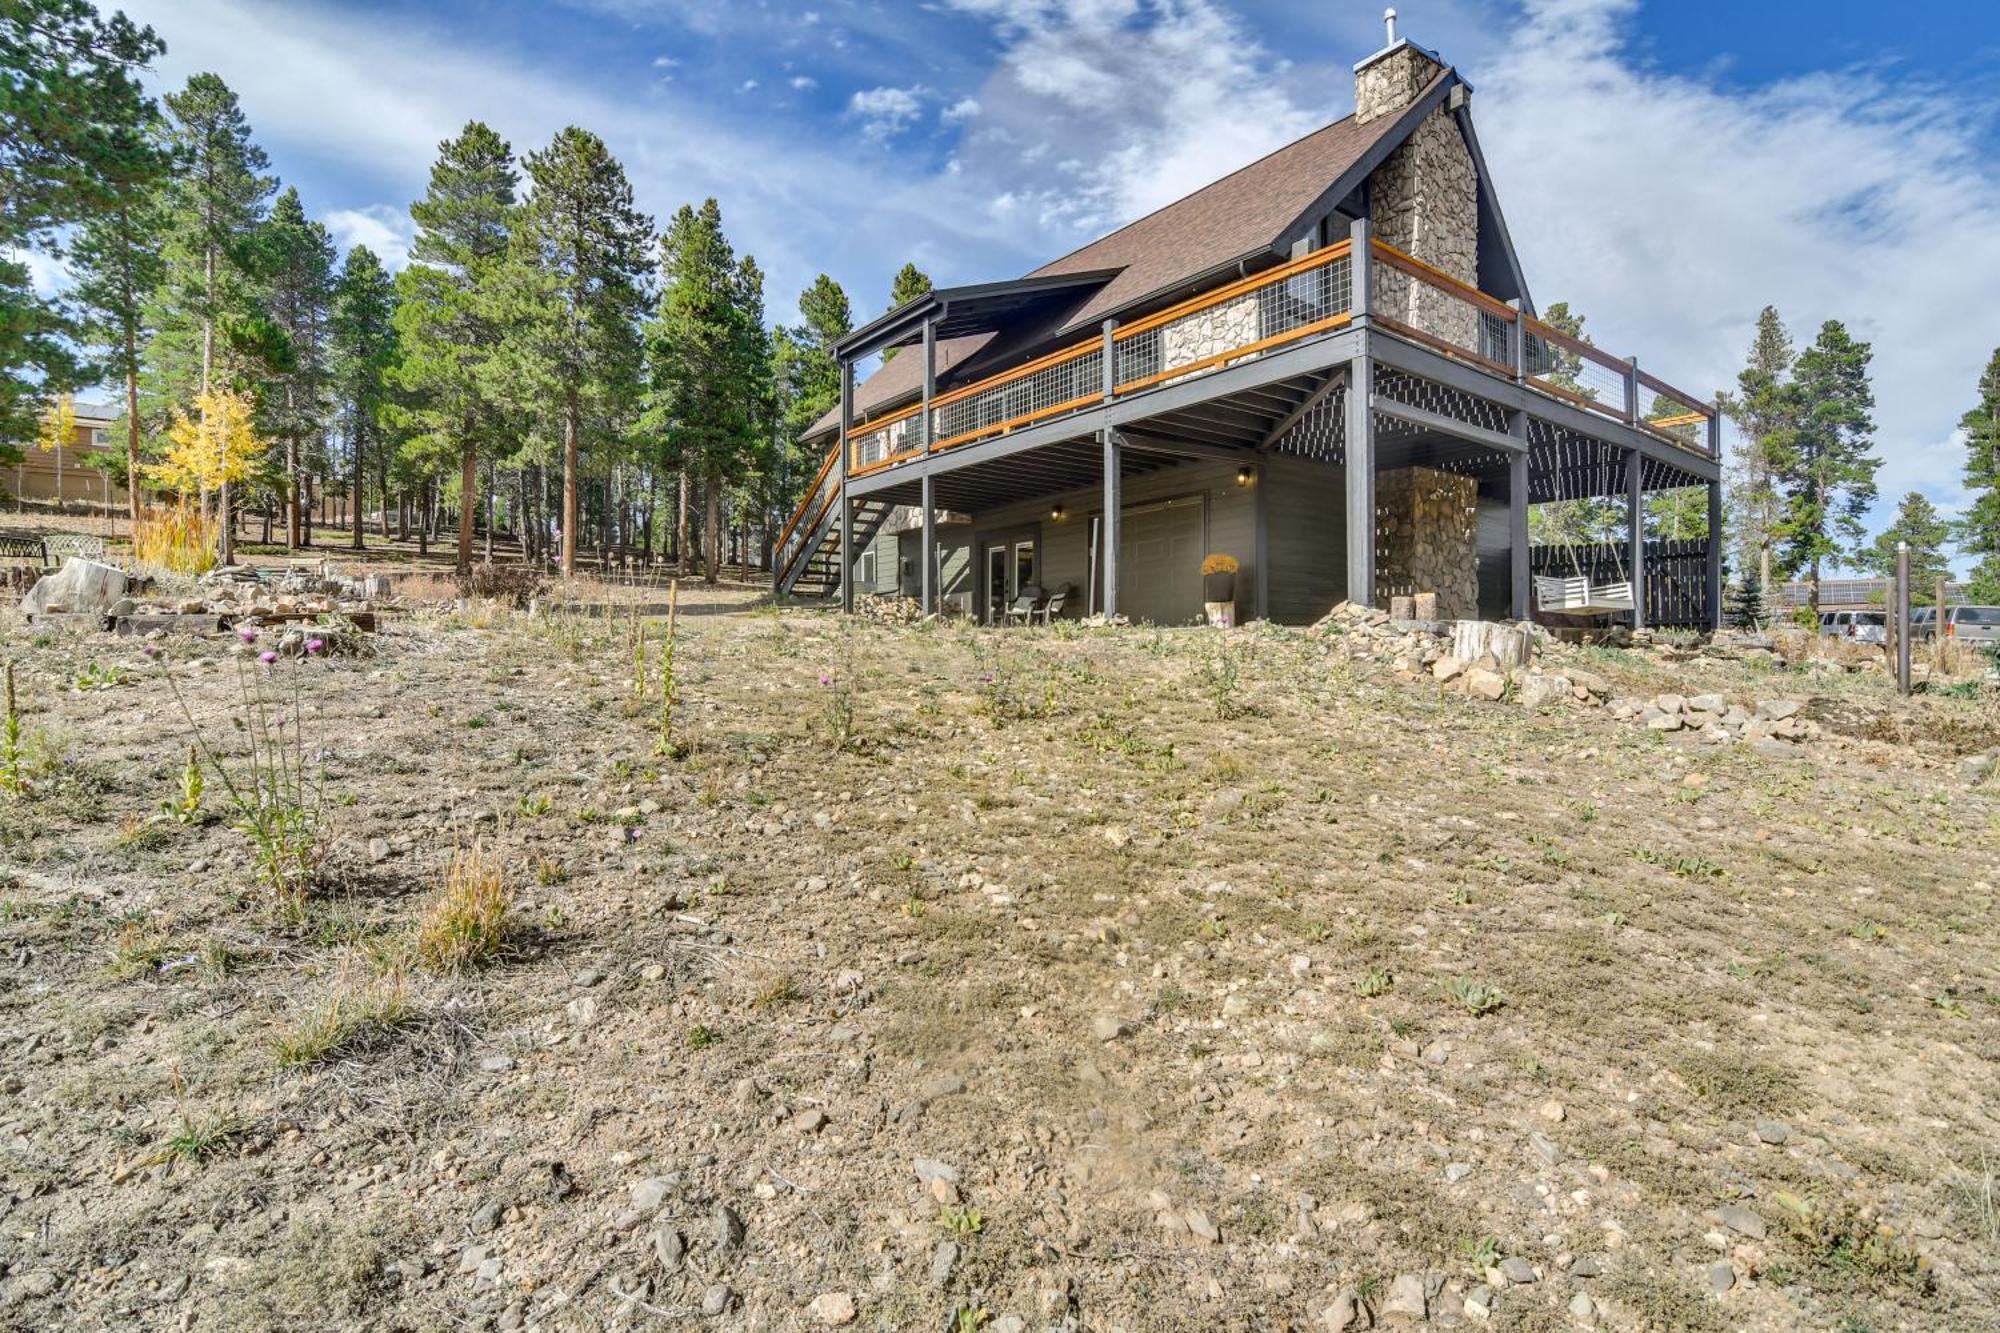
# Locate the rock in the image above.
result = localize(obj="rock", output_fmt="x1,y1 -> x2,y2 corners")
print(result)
1529,1131 -> 1564,1166
1571,1255 -> 1605,1278
1708,1262 -> 1735,1292
631,1177 -> 673,1212
714,1203 -> 746,1253
1221,993 -> 1253,1019
1184,1206 -> 1220,1244
1379,1272 -> 1429,1323
929,1240 -> 958,1289
1567,668 -> 1610,698
1091,1014 -> 1133,1042
470,1199 -> 505,1233
1518,673 -> 1571,709
1754,1120 -> 1791,1145
810,1291 -> 856,1325
367,837 -> 391,864
1463,668 -> 1506,701
1445,1162 -> 1474,1184
1568,1290 -> 1597,1325
1499,1256 -> 1536,1284
1687,693 -> 1726,714
701,1283 -> 734,1316
1962,752 -> 1996,781
21,558 -> 128,615
480,1054 -> 513,1073
1432,655 -> 1466,683
654,1226 -> 686,1272
1644,711 -> 1684,731
1716,1204 -> 1765,1240
913,1157 -> 959,1188
792,1108 -> 830,1134
1757,699 -> 1800,720
1464,1284 -> 1494,1320
1321,1291 -> 1363,1331
1652,693 -> 1686,715
1538,1100 -> 1565,1123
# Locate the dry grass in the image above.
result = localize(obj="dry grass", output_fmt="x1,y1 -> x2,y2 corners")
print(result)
414,843 -> 513,974
272,970 -> 416,1067
131,502 -> 218,575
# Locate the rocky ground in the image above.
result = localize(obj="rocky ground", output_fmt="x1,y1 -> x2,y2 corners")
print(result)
1,582 -> 1996,1332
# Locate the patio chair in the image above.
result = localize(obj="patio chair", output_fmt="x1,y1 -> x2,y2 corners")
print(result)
1002,583 -> 1044,626
1038,584 -> 1071,626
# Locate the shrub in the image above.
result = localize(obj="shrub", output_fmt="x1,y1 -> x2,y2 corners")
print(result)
458,560 -> 547,607
415,844 -> 514,973
274,972 -> 415,1067
132,502 -> 219,575
1200,552 -> 1239,576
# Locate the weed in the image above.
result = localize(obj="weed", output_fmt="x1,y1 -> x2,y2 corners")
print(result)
1,661 -> 23,796
687,1024 -> 720,1050
108,921 -> 170,978
533,856 -> 568,887
1669,1049 -> 1800,1117
1848,920 -> 1885,942
132,502 -> 219,574
1197,643 -> 1244,719
1356,967 -> 1393,998
273,973 -> 416,1068
1464,1234 -> 1501,1270
752,974 -> 801,1009
145,1108 -> 238,1170
940,1205 -> 984,1236
72,661 -> 129,691
655,581 -> 681,758
517,791 -> 552,818
1773,1191 -> 1934,1296
415,844 -> 514,974
160,745 -> 204,825
1443,976 -> 1505,1016
1633,846 -> 1726,879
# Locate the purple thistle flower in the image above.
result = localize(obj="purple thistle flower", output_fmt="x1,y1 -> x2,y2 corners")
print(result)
140,644 -> 160,659
258,650 -> 278,665
819,673 -> 832,685
238,628 -> 259,645
305,638 -> 325,656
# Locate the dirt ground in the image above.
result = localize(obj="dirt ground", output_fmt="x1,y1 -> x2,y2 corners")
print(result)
0,579 -> 1995,1332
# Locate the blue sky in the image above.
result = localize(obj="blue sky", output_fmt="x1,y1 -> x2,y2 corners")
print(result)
87,0 -> 2000,564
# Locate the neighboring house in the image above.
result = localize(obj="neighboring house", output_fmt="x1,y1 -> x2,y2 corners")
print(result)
776,19 -> 1722,630
10,401 -> 120,507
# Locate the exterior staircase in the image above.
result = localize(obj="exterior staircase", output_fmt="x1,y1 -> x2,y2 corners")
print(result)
773,448 -> 892,599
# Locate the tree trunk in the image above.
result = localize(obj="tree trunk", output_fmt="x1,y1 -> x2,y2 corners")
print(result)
123,349 -> 141,527
704,475 -> 722,585
457,433 -> 477,576
561,391 -> 579,577
417,480 -> 429,557
352,426 -> 366,550
676,470 -> 690,576
484,461 -> 495,563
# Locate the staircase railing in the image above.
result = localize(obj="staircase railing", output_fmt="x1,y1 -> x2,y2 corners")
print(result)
773,448 -> 841,592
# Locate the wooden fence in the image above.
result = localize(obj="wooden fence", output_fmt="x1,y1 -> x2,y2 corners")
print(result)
1530,538 -> 1712,628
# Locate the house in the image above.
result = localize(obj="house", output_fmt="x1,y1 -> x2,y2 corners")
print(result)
10,401 -> 121,508
776,16 -> 1722,631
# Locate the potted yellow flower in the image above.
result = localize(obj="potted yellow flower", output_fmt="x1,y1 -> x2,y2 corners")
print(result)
1201,553 -> 1239,605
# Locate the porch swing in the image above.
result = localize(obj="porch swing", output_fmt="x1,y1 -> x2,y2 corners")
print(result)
1533,448 -> 1635,617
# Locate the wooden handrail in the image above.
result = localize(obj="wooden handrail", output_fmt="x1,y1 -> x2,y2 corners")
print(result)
774,446 -> 839,553
1367,240 -> 1519,322
1113,239 -> 1353,342
1634,368 -> 1714,419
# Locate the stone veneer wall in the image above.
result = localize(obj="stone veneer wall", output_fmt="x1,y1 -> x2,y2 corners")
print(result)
1160,294 -> 1260,384
1375,465 -> 1479,619
1353,45 -> 1480,353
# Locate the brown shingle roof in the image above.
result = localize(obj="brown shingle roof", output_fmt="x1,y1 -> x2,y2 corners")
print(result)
815,90 -> 1430,439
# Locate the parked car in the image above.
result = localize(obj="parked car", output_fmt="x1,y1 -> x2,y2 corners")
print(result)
1818,609 -> 1887,644
1912,605 -> 2000,647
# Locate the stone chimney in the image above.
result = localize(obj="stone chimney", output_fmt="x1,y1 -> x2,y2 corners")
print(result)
1351,10 -> 1479,340
1354,11 -> 1448,126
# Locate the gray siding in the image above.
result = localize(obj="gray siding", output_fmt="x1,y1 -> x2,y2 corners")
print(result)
1263,454 -> 1348,625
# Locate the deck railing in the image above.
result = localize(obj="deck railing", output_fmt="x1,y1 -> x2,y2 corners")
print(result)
1367,242 -> 1718,454
779,233 -> 1717,588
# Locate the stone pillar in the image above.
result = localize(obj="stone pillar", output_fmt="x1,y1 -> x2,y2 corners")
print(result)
1375,465 -> 1480,620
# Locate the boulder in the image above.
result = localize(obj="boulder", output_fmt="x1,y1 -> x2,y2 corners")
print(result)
1518,673 -> 1571,710
1462,668 -> 1506,701
21,557 -> 128,615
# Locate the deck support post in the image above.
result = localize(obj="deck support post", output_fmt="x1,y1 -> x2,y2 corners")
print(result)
1626,447 -> 1645,632
1252,460 -> 1269,622
1102,427 -> 1121,620
919,472 -> 935,616
1706,475 -> 1724,631
1344,343 -> 1375,608
1508,413 -> 1530,620
839,358 -> 854,614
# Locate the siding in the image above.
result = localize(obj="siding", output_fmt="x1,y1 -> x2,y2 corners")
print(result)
1263,454 -> 1348,625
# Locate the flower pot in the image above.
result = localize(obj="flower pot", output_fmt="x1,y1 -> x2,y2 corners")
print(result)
1203,571 -> 1235,604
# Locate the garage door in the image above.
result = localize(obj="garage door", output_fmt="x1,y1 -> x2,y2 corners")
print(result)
1119,497 -> 1204,625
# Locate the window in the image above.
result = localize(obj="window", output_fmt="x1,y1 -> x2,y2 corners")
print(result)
1959,607 -> 2000,626
858,549 -> 876,586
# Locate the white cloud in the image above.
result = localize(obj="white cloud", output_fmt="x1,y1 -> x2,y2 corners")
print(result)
325,205 -> 417,271
941,96 -> 981,124
790,75 -> 817,91
848,85 -> 926,140
1475,0 -> 2000,558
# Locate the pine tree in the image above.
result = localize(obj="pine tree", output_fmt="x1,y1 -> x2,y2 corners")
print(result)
1716,306 -> 1796,594
1525,301 -> 1621,547
879,262 -> 932,361
256,186 -> 335,548
150,72 -> 275,563
649,199 -> 760,584
1955,346 -> 2000,602
489,127 -> 652,576
393,122 -> 518,574
1725,569 -> 1766,630
331,245 -> 396,550
0,0 -> 165,445
774,273 -> 850,507
1774,320 -> 1878,611
67,101 -> 170,523
1862,491 -> 1950,588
